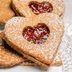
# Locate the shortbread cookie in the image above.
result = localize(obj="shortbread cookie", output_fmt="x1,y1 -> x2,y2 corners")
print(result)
12,0 -> 64,18
4,14 -> 64,68
0,0 -> 15,24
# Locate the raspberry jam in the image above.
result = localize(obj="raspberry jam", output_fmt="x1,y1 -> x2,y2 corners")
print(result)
29,1 -> 53,15
23,23 -> 50,44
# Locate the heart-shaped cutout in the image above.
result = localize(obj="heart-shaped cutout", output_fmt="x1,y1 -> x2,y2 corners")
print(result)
23,23 -> 50,44
28,1 -> 53,15
4,13 -> 64,67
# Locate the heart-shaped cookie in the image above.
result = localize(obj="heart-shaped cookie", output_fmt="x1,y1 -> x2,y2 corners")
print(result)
4,13 -> 64,68
0,0 -> 15,24
12,0 -> 64,18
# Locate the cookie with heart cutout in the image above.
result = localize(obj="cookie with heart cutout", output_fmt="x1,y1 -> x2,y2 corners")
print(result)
4,13 -> 64,68
0,0 -> 15,24
12,0 -> 64,18
0,32 -> 34,68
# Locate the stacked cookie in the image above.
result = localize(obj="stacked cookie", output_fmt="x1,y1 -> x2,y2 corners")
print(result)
0,0 -> 64,69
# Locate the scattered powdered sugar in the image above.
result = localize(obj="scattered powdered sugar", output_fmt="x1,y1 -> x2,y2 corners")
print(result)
6,17 -> 24,27
59,23 -> 72,72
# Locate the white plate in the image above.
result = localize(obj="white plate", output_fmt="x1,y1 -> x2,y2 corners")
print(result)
0,0 -> 72,72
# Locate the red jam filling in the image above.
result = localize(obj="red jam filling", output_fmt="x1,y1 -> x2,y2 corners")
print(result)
29,1 -> 53,15
23,23 -> 50,44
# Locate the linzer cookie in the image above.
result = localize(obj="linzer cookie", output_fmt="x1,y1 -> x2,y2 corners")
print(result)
4,14 -> 64,68
0,0 -> 15,24
12,0 -> 64,17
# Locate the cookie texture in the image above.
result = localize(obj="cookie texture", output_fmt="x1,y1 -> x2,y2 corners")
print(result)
0,40 -> 24,68
0,0 -> 15,24
12,0 -> 64,18
21,51 -> 63,66
0,32 -> 34,68
51,51 -> 62,66
4,13 -> 64,68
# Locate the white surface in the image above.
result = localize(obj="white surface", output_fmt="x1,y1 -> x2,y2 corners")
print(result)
0,66 -> 62,72
0,0 -> 72,72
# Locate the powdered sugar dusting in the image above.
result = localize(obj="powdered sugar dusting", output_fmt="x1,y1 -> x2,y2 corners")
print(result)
4,13 -> 64,65
6,17 -> 24,26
